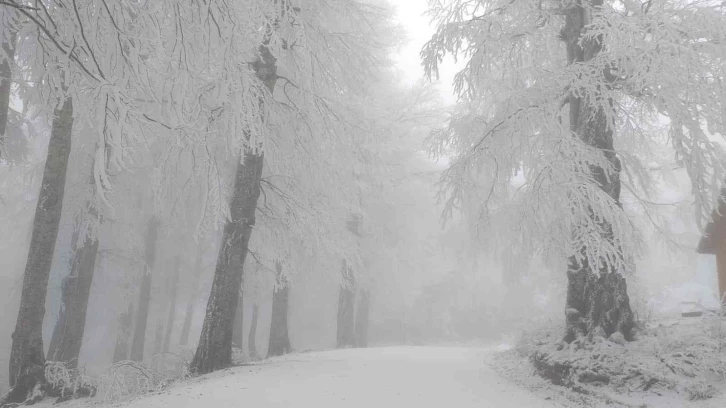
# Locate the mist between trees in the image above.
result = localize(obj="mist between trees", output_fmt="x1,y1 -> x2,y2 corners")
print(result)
0,0 -> 724,406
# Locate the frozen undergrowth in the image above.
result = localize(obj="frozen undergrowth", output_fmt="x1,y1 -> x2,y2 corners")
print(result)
492,314 -> 726,407
47,349 -> 195,406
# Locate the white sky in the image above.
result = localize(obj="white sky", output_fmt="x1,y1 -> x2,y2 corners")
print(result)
389,0 -> 459,105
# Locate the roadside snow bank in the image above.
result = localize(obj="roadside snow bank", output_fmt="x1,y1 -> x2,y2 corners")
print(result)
493,316 -> 726,407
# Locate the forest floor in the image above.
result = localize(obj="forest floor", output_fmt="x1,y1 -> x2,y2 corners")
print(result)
50,346 -> 559,408
494,315 -> 726,407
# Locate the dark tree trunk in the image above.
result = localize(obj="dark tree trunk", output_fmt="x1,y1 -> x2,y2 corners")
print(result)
4,96 -> 73,404
232,289 -> 244,349
267,262 -> 291,357
336,260 -> 356,349
561,0 -> 634,343
130,218 -> 160,362
46,228 -> 80,362
189,152 -> 264,374
248,303 -> 261,361
0,20 -> 16,159
190,39 -> 275,374
179,245 -> 204,347
162,257 -> 181,353
112,304 -> 134,363
46,223 -> 99,367
355,289 -> 370,348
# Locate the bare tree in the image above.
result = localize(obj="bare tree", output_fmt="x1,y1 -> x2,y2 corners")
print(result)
190,4 -> 281,374
179,245 -> 205,347
248,302 -> 261,361
0,9 -> 16,158
267,261 -> 291,357
162,257 -> 181,353
4,95 -> 73,404
337,260 -> 356,349
112,304 -> 134,363
46,205 -> 100,367
355,289 -> 370,348
130,217 -> 160,362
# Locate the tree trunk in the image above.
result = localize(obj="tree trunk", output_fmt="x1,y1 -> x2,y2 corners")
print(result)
189,152 -> 264,374
46,228 -> 80,362
232,289 -> 244,349
112,304 -> 134,363
336,260 -> 356,348
0,13 -> 16,159
248,303 -> 261,361
189,40 -> 275,374
4,96 -> 73,404
561,0 -> 634,343
179,245 -> 204,347
130,218 -> 160,362
355,289 -> 370,348
162,257 -> 180,353
46,223 -> 99,367
267,261 -> 291,357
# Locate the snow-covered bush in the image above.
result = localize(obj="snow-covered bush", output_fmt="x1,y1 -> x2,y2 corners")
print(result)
98,355 -> 190,403
44,361 -> 97,402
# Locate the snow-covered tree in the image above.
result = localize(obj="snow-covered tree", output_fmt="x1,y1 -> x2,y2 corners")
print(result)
423,0 -> 726,341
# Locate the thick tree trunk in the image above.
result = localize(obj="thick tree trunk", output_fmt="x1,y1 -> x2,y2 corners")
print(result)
355,289 -> 370,348
336,260 -> 356,348
561,0 -> 634,343
4,96 -> 73,404
46,223 -> 99,367
189,152 -> 264,374
267,262 -> 291,357
179,245 -> 204,347
0,13 -> 16,159
162,257 -> 181,353
232,289 -> 244,349
112,304 -> 134,363
130,218 -> 160,362
189,40 -> 275,374
248,303 -> 261,361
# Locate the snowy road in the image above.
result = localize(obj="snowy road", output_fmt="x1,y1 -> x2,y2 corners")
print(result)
120,346 -> 558,408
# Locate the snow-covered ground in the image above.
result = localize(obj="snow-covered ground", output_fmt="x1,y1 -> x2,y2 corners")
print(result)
71,346 -> 558,408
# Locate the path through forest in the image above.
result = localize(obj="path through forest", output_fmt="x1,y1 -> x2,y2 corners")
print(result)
106,346 -> 557,407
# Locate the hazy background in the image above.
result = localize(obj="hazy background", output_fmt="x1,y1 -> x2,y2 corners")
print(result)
0,0 -> 720,395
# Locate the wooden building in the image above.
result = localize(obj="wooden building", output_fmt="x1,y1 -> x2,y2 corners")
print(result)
696,188 -> 726,304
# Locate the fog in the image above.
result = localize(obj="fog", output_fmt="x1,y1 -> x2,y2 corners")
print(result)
0,1 -> 724,407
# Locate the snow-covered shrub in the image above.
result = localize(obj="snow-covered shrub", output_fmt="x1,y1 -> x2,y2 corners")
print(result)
686,382 -> 717,401
98,355 -> 190,403
44,361 -> 97,402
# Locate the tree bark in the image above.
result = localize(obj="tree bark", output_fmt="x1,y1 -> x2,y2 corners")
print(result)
248,303 -> 261,361
112,304 -> 134,363
129,218 -> 160,362
4,96 -> 73,404
267,261 -> 291,357
162,257 -> 181,353
561,0 -> 634,343
189,152 -> 264,374
179,245 -> 204,347
0,13 -> 16,159
189,39 -> 275,374
46,220 -> 99,367
232,288 -> 244,349
355,289 -> 370,348
336,260 -> 356,348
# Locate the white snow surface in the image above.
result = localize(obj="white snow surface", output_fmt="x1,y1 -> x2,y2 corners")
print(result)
84,346 -> 558,408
